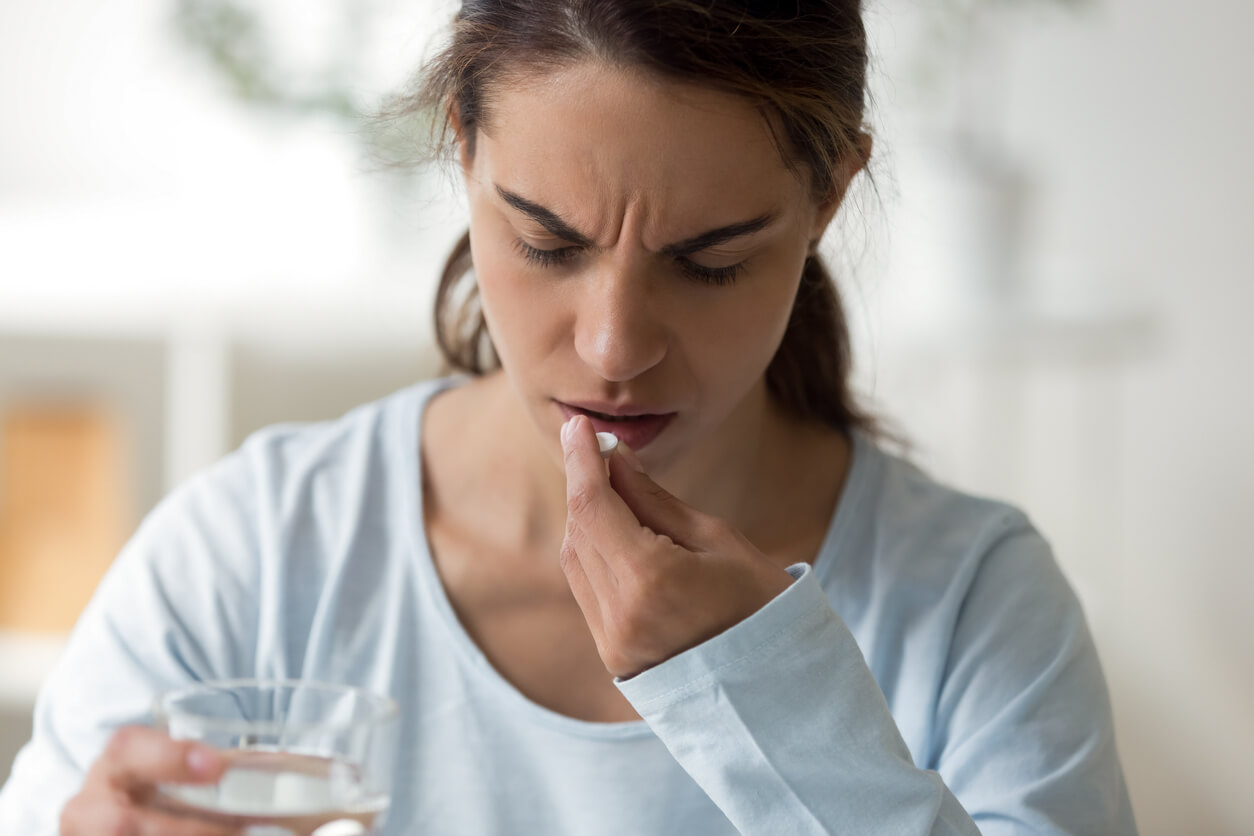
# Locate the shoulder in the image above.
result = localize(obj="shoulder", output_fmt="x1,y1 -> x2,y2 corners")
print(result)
115,376 -> 463,591
77,376 -> 466,671
227,376 -> 455,492
188,376 -> 465,519
830,439 -> 1102,758
827,434 -> 1068,631
849,435 -> 1040,568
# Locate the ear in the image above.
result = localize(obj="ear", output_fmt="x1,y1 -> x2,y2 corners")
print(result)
448,101 -> 474,178
809,132 -> 873,244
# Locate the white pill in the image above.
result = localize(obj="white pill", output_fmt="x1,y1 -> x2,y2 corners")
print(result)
596,432 -> 619,459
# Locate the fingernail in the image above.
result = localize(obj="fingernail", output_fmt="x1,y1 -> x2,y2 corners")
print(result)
187,745 -> 220,776
560,417 -> 573,446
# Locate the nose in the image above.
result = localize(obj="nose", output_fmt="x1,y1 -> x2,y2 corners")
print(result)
572,258 -> 668,382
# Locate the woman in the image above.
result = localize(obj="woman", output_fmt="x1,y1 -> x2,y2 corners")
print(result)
1,1 -> 1137,833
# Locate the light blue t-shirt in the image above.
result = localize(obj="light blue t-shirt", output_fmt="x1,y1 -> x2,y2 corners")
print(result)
0,375 -> 1136,834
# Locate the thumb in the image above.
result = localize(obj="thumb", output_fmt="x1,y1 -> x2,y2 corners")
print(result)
614,439 -> 646,473
608,443 -> 702,549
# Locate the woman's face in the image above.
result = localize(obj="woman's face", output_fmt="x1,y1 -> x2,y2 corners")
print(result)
459,61 -> 852,472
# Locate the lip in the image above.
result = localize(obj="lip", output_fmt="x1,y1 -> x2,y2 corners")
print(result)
556,401 -> 677,451
559,399 -> 672,417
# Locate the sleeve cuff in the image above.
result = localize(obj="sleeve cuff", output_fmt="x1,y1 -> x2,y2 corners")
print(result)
615,562 -> 830,711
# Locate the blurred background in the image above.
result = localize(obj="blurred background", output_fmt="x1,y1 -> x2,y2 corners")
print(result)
0,0 -> 1249,832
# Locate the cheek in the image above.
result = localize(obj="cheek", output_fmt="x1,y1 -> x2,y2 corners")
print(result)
469,223 -> 569,367
676,266 -> 802,410
754,249 -> 808,345
694,262 -> 801,365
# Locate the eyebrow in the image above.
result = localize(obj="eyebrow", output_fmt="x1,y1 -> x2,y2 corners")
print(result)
495,185 -> 775,257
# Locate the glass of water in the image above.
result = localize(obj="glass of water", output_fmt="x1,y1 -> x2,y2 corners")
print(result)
153,679 -> 399,836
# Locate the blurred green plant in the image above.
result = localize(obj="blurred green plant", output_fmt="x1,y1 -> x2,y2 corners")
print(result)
173,0 -> 355,117
911,0 -> 1093,82
171,0 -> 435,174
904,0 -> 1095,145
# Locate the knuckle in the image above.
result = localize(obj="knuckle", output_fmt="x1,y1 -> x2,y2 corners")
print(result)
629,561 -> 664,593
566,486 -> 598,520
646,482 -> 676,505
558,540 -> 581,573
104,726 -> 139,761
170,737 -> 196,765
641,527 -> 676,552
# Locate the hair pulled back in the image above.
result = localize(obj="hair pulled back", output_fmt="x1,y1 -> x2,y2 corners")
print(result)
402,0 -> 878,435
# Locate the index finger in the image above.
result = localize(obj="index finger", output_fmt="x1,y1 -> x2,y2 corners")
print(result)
561,415 -> 647,557
93,726 -> 226,795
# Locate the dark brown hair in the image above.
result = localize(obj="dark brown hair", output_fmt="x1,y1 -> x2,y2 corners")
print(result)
396,0 -> 881,436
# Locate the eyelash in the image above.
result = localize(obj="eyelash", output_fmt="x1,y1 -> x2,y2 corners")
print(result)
511,239 -> 744,286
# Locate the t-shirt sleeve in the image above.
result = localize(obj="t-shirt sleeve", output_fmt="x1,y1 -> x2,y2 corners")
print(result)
0,459 -> 260,836
929,525 -> 1137,833
615,526 -> 1137,835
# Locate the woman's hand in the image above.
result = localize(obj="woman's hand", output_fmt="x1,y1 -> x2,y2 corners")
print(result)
559,414 -> 795,679
60,725 -> 238,835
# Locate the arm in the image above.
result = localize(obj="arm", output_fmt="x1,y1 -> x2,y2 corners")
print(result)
558,415 -> 1135,834
929,525 -> 1136,833
616,529 -> 1137,835
618,563 -> 977,835
0,462 -> 259,835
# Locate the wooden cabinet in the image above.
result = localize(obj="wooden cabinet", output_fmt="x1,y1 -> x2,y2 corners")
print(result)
0,403 -> 131,632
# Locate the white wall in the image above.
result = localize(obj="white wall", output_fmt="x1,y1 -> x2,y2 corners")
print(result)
858,1 -> 1254,833
1018,2 -> 1253,828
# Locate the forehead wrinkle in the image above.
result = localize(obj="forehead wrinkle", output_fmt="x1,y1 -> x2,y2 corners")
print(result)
481,61 -> 803,252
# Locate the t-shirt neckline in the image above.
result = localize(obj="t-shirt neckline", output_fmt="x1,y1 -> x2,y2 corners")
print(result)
399,375 -> 873,740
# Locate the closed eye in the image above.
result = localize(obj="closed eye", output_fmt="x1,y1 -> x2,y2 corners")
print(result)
512,239 -> 745,286
513,239 -> 580,267
678,260 -> 744,285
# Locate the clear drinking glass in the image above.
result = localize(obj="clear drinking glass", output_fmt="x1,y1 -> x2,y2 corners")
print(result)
153,679 -> 399,836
